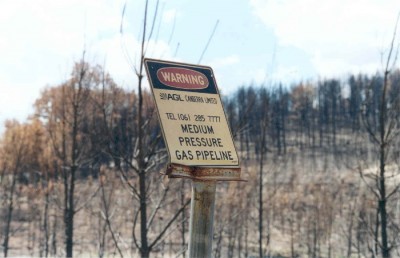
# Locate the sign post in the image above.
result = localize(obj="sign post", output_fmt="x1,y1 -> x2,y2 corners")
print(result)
144,58 -> 242,257
188,180 -> 216,257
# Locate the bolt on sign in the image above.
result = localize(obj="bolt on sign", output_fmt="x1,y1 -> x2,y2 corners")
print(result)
144,59 -> 240,180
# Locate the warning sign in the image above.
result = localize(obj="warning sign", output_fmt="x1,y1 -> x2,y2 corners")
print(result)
144,58 -> 239,167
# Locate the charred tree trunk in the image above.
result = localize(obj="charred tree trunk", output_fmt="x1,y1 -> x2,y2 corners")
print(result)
2,169 -> 17,258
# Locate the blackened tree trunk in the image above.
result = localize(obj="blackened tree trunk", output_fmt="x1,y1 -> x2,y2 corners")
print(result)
42,183 -> 50,258
137,4 -> 149,256
258,89 -> 269,258
378,70 -> 390,258
3,167 -> 17,258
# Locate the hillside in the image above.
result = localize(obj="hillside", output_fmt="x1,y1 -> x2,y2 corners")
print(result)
0,61 -> 399,257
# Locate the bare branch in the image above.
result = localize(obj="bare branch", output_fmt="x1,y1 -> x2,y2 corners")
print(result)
120,1 -> 138,75
99,178 -> 125,258
132,209 -> 141,250
146,180 -> 170,230
146,0 -> 160,43
74,185 -> 101,214
168,11 -> 176,45
174,42 -> 180,57
149,198 -> 191,250
118,169 -> 140,199
358,167 -> 380,199
385,12 -> 400,74
385,184 -> 400,201
198,20 -> 219,64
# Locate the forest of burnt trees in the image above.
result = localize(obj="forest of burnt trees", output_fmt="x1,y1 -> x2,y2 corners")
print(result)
0,54 -> 399,257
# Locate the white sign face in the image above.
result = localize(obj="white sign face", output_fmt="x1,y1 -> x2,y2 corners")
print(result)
144,59 -> 239,167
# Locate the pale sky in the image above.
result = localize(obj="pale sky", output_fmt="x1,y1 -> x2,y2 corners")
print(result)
0,0 -> 399,134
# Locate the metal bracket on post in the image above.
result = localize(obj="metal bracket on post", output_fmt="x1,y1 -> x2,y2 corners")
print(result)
165,163 -> 244,182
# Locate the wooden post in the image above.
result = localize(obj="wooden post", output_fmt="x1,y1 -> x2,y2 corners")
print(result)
188,180 -> 217,258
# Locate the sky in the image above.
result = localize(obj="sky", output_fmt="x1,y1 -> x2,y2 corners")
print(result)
0,0 -> 399,134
